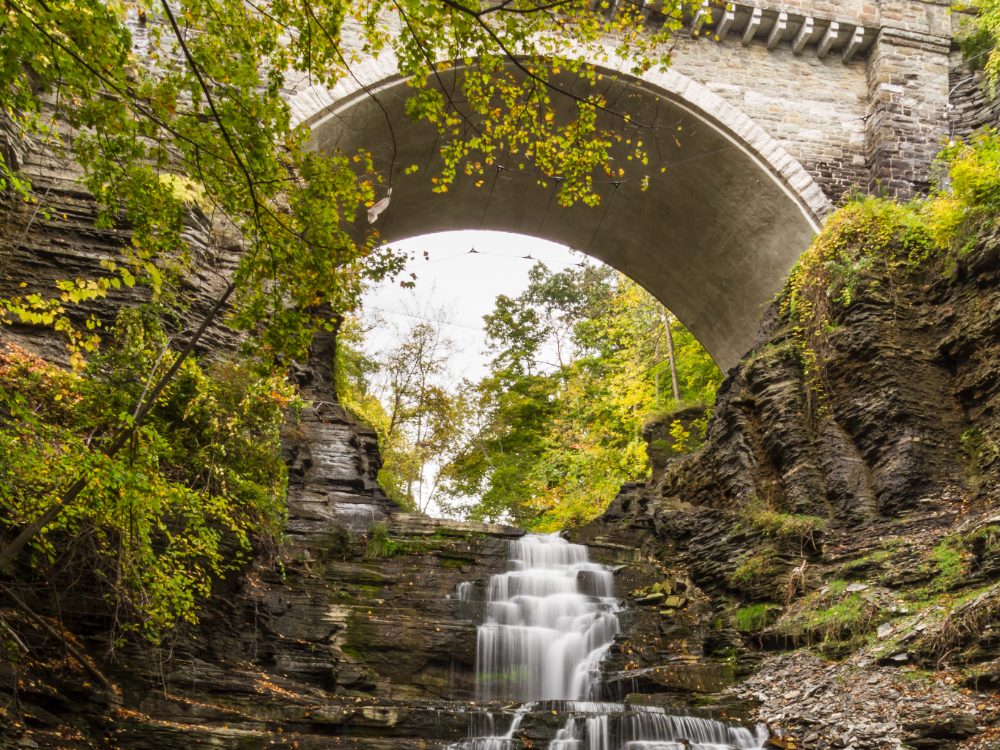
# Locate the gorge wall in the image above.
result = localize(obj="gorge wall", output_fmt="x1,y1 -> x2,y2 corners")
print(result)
578,223 -> 1000,749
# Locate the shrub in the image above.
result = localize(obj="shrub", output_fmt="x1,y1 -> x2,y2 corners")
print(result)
747,508 -> 826,545
364,521 -> 396,559
0,309 -> 294,643
926,130 -> 1000,252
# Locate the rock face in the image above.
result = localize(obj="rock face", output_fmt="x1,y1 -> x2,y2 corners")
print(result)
578,230 -> 1000,748
0,395 -> 515,749
0,108 -> 242,364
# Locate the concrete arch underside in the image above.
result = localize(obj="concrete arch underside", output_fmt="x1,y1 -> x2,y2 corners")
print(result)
299,63 -> 831,372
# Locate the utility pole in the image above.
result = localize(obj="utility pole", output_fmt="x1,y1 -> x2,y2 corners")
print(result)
662,308 -> 680,402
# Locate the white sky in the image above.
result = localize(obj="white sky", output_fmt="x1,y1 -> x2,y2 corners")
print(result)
361,230 -> 591,383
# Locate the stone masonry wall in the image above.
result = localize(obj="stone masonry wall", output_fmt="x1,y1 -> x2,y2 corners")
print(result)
865,28 -> 951,196
666,33 -> 870,202
949,51 -> 1000,140
287,0 -> 952,203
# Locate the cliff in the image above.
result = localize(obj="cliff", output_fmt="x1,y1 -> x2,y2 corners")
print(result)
578,221 -> 1000,749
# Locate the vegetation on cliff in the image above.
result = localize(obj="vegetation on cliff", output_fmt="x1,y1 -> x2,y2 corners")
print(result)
782,129 -> 1000,401
0,309 -> 294,642
336,311 -> 468,514
960,0 -> 1000,91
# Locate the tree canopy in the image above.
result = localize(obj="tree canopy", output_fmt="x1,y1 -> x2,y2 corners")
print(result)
0,0 -> 710,648
435,262 -> 721,529
1,0 -> 696,366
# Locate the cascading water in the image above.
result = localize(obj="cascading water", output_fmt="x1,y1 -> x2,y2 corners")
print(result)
476,533 -> 620,701
452,534 -> 768,750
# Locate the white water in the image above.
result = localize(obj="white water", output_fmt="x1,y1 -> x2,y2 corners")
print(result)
463,704 -> 535,750
477,534 -> 619,701
455,534 -> 767,750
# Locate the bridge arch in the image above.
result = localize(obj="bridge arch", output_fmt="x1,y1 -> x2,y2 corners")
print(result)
290,58 -> 832,372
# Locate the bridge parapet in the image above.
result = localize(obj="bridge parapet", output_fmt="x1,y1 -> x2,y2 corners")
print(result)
668,0 -> 950,42
643,0 -> 953,198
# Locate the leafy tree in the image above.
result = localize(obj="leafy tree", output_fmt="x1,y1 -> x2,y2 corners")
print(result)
0,309 -> 294,643
337,309 -> 467,513
0,0 -> 694,571
441,262 -> 721,529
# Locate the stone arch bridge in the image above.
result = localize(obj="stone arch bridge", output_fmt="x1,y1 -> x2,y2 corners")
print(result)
286,0 -> 967,371
3,1 -> 988,372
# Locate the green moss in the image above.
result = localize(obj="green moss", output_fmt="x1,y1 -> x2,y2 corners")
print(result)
777,580 -> 888,652
344,610 -> 377,660
822,580 -> 850,596
931,540 -> 966,585
733,603 -> 781,633
340,645 -> 363,660
911,537 -> 971,594
964,524 -> 1000,561
839,548 -> 896,579
362,527 -> 480,560
960,427 -> 1000,483
805,592 -> 865,630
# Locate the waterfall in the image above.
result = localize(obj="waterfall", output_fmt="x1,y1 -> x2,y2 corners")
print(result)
463,704 -> 535,750
454,534 -> 767,750
476,534 -> 619,702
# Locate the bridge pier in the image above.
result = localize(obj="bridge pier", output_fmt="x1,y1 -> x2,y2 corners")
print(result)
864,19 -> 951,198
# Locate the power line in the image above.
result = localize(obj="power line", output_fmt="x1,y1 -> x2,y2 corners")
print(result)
404,244 -> 589,269
364,303 -> 485,332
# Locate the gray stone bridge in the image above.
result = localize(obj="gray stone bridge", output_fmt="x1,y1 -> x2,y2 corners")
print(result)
4,2 -> 996,371
285,0 -> 985,370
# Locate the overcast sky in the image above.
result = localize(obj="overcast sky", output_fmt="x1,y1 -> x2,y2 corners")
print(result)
361,230 -> 591,383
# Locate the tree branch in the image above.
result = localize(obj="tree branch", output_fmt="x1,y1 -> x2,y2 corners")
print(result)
436,0 -> 659,130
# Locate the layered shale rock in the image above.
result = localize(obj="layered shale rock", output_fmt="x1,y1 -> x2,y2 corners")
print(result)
0,110 -> 242,364
579,229 -> 1000,748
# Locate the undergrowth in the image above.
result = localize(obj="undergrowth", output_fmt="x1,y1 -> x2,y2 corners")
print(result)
744,506 -> 826,548
779,129 -> 1000,405
776,580 -> 890,653
0,309 -> 295,645
364,521 -> 397,559
733,602 -> 782,633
